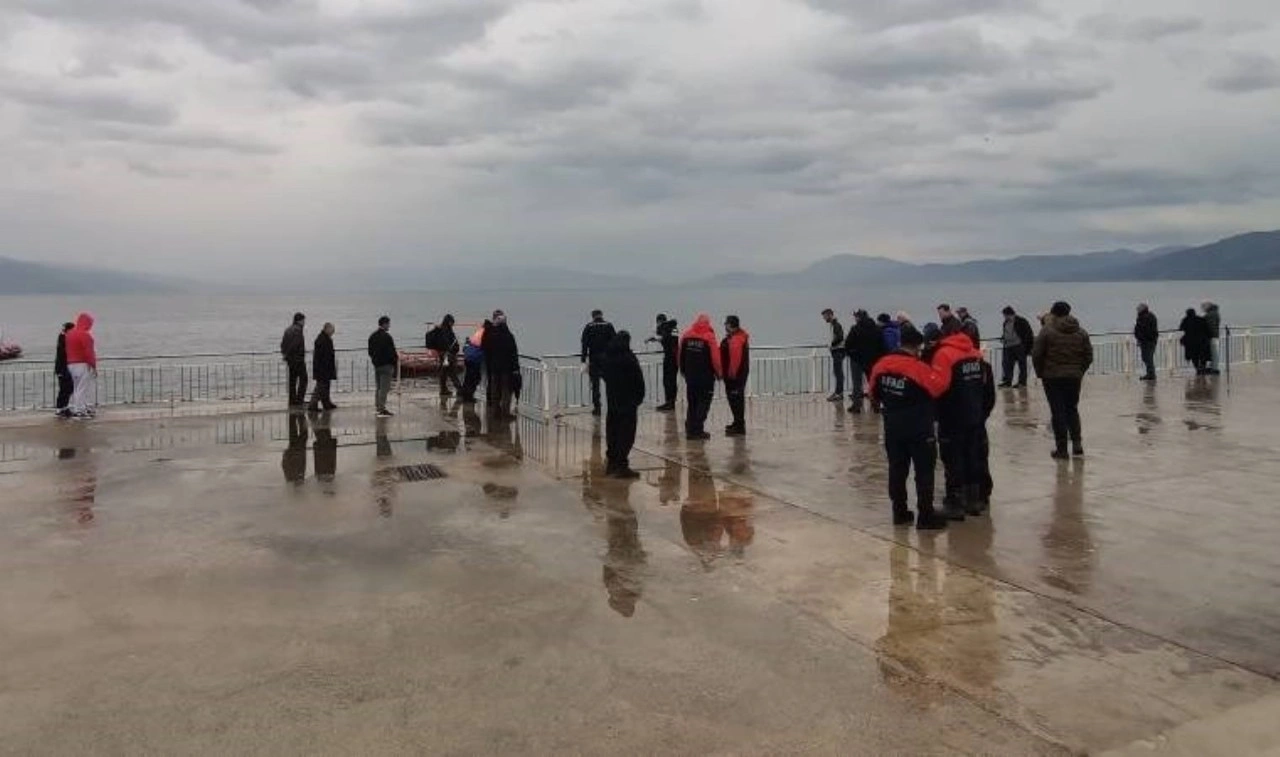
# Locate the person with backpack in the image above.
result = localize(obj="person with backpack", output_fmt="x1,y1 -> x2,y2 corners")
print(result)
426,314 -> 463,397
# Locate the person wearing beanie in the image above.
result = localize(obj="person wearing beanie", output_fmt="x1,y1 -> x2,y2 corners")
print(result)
869,323 -> 952,530
580,309 -> 617,416
1032,301 -> 1093,459
646,313 -> 680,411
603,331 -> 645,478
721,315 -> 750,436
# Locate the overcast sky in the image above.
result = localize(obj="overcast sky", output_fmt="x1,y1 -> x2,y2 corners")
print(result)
2,0 -> 1278,279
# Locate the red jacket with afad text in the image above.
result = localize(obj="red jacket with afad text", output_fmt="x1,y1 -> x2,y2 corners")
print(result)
679,314 -> 722,382
869,351 -> 950,438
65,312 -> 97,369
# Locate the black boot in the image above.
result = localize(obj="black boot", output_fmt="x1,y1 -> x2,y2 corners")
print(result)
892,507 -> 915,526
916,507 -> 948,531
964,484 -> 985,516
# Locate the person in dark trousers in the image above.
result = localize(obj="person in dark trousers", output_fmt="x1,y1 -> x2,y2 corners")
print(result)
482,310 -> 520,419
1202,301 -> 1222,374
426,314 -> 463,396
679,313 -> 721,441
722,315 -> 750,436
280,312 -> 308,407
999,306 -> 1035,387
308,322 -> 338,411
931,319 -> 989,520
603,331 -> 646,478
822,308 -> 846,402
869,324 -> 951,530
368,316 -> 398,417
1134,303 -> 1160,381
1179,308 -> 1212,376
974,329 -> 997,507
1032,301 -> 1094,460
646,314 -> 679,411
581,309 -> 617,416
845,310 -> 885,413
957,307 -> 980,347
54,321 -> 75,416
461,322 -> 487,403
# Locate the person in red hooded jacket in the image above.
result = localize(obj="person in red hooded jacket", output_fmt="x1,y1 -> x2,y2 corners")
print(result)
679,313 -> 721,440
64,312 -> 97,419
869,324 -> 951,530
930,318 -> 992,519
721,315 -> 750,436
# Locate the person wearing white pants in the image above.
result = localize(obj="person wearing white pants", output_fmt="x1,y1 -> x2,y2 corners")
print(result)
64,312 -> 98,418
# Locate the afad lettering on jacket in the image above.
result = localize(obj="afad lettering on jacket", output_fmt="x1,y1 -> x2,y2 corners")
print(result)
878,375 -> 908,395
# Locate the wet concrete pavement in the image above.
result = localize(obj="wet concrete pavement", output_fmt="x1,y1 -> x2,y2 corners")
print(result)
2,367 -> 1280,754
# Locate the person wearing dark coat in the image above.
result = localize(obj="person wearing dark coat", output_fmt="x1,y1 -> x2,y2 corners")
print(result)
482,310 -> 520,418
646,314 -> 679,411
1134,304 -> 1160,381
999,307 -> 1036,387
1179,308 -> 1212,375
931,319 -> 989,520
602,331 -> 646,478
845,310 -> 885,412
280,312 -> 308,407
822,308 -> 847,402
721,315 -> 751,436
581,310 -> 617,416
54,321 -> 75,416
368,316 -> 398,417
1032,301 -> 1094,459
308,323 -> 338,411
426,314 -> 463,396
679,313 -> 721,440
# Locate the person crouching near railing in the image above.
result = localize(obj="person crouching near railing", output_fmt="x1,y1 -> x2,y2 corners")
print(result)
679,313 -> 721,441
65,312 -> 98,420
869,324 -> 951,531
721,315 -> 750,437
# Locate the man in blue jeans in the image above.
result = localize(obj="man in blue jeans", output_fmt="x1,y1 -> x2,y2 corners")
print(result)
368,316 -> 398,417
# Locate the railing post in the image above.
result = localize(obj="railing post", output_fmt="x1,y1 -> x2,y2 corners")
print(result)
541,359 -> 553,414
809,350 -> 819,394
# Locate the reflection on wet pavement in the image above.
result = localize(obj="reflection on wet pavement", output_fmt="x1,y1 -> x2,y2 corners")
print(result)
4,368 -> 1280,753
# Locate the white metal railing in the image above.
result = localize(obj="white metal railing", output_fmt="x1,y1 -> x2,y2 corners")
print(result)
3,326 -> 1276,414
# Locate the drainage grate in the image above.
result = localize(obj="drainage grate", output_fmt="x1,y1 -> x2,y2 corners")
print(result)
393,464 -> 448,482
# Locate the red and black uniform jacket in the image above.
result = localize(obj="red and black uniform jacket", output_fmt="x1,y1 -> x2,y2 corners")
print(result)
679,316 -> 722,385
869,351 -> 951,439
720,330 -> 750,386
930,334 -> 988,430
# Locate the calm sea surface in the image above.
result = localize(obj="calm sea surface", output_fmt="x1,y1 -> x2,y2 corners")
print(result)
1,282 -> 1276,362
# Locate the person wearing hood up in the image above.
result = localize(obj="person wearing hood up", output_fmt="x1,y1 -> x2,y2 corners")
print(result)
1202,301 -> 1222,375
646,314 -> 679,411
931,319 -> 991,519
54,321 -> 75,417
65,312 -> 98,419
869,324 -> 951,531
1179,308 -> 1212,375
1032,301 -> 1093,460
679,313 -> 721,440
721,315 -> 750,436
602,331 -> 645,478
482,310 -> 520,419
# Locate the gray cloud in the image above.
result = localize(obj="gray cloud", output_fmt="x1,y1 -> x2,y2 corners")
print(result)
2,78 -> 176,125
818,26 -> 1011,88
806,0 -> 1038,29
1080,14 -> 1206,41
976,79 -> 1110,111
1207,53 -> 1280,93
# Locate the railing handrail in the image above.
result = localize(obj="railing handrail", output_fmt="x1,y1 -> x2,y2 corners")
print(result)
3,324 -> 1279,369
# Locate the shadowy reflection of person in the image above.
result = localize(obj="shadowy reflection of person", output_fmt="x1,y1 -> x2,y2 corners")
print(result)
600,477 -> 647,617
944,515 -> 999,692
1040,458 -> 1094,595
313,412 -> 337,489
582,425 -> 606,510
1136,381 -> 1161,438
56,447 -> 97,525
282,411 -> 309,485
427,431 -> 462,453
373,416 -> 396,517
876,541 -> 944,692
681,447 -> 723,569
375,417 -> 393,459
462,402 -> 483,440
1183,375 -> 1222,432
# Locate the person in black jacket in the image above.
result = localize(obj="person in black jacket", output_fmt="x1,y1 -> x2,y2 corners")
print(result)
54,321 -> 75,417
603,331 -> 645,478
426,314 -> 463,397
845,310 -> 884,412
999,307 -> 1035,387
822,309 -> 847,402
931,319 -> 989,520
482,309 -> 520,419
280,312 -> 308,407
1178,308 -> 1212,375
308,322 -> 338,412
368,316 -> 398,417
1134,304 -> 1160,381
647,314 -> 679,411
581,310 -> 617,416
721,315 -> 751,436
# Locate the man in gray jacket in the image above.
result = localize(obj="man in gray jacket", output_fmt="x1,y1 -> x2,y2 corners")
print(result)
280,312 -> 307,407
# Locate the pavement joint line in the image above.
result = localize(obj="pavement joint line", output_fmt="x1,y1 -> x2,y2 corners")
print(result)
583,418 -> 1280,686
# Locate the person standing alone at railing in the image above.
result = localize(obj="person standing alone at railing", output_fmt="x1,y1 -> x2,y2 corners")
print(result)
1134,304 -> 1160,382
679,313 -> 721,441
581,309 -> 617,417
1032,301 -> 1093,460
368,316 -> 398,418
822,309 -> 846,403
54,321 -> 75,418
309,322 -> 338,412
722,315 -> 750,437
280,312 -> 308,408
65,312 -> 97,420
647,314 -> 679,412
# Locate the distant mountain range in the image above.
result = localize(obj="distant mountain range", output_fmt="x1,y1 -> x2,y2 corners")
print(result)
0,256 -> 184,295
3,230 -> 1278,294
